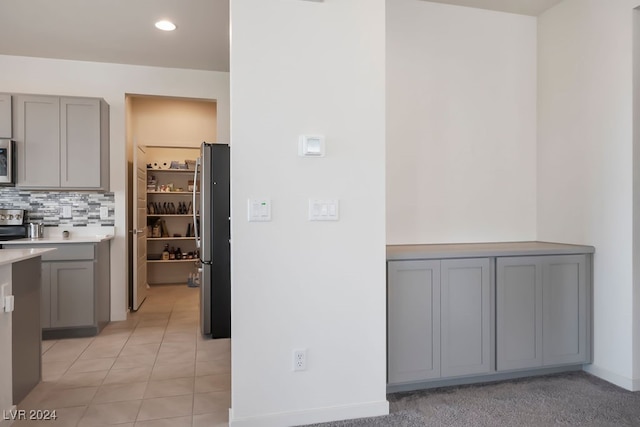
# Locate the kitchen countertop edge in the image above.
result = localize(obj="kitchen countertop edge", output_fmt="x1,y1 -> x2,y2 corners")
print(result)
2,235 -> 115,245
0,248 -> 56,266
387,241 -> 595,261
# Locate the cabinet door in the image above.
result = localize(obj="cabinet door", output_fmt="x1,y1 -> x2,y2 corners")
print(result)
50,261 -> 94,328
41,262 -> 51,329
440,258 -> 491,377
496,257 -> 543,371
0,94 -> 11,138
60,97 -> 101,188
14,95 -> 60,187
542,255 -> 588,366
387,260 -> 441,384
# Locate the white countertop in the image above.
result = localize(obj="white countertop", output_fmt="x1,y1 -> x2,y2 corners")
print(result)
2,226 -> 115,245
0,248 -> 56,266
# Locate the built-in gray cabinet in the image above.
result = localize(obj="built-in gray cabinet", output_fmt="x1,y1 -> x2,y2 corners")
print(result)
542,255 -> 588,366
441,258 -> 491,377
13,94 -> 109,190
387,260 -> 440,384
496,256 -> 543,370
0,94 -> 12,138
387,242 -> 593,391
387,258 -> 490,385
496,255 -> 588,371
14,242 -> 110,338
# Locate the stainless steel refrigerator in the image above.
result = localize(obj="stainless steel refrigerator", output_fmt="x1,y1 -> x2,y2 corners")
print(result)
193,142 -> 230,338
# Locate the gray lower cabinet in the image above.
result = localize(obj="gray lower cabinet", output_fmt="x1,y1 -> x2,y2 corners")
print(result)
50,261 -> 95,328
387,260 -> 441,384
441,258 -> 491,377
542,255 -> 588,366
387,258 -> 490,385
0,93 -> 11,138
496,256 -> 543,370
16,242 -> 110,338
496,255 -> 589,371
13,94 -> 109,190
12,257 -> 42,405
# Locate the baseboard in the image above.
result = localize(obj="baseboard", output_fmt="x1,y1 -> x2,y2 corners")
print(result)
583,364 -> 639,391
0,405 -> 17,427
228,400 -> 389,427
387,365 -> 583,394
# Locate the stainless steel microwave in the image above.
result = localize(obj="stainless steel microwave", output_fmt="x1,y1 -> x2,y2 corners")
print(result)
0,139 -> 15,186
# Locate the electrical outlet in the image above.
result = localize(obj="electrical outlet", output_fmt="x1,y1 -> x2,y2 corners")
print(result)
61,206 -> 72,218
293,349 -> 307,371
100,206 -> 109,219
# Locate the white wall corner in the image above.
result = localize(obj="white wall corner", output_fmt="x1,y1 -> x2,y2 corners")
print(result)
583,364 -> 638,391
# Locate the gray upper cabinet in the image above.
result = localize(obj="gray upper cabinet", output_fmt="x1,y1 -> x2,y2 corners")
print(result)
14,95 -> 60,187
60,97 -> 109,189
387,260 -> 441,384
497,257 -> 543,371
0,94 -> 12,138
13,94 -> 109,190
440,258 -> 491,377
542,255 -> 588,366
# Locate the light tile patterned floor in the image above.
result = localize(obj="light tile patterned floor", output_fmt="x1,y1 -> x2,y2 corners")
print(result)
13,285 -> 230,427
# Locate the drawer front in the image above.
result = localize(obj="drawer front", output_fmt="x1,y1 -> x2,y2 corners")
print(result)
43,244 -> 95,261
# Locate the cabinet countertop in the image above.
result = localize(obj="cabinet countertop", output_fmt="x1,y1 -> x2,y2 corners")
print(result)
1,226 -> 115,245
387,241 -> 595,261
0,248 -> 56,266
2,235 -> 114,245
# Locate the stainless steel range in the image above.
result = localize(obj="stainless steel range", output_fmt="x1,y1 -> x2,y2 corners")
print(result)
0,209 -> 27,241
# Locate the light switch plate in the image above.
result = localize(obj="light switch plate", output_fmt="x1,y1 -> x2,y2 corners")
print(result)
248,199 -> 272,222
309,199 -> 339,221
0,283 -> 7,310
299,135 -> 325,157
61,206 -> 72,218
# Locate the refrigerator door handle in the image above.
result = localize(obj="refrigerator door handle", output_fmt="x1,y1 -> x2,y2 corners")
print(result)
193,157 -> 201,249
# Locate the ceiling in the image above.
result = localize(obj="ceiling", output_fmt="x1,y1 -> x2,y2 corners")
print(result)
0,0 -> 230,72
0,0 -> 562,73
424,0 -> 564,16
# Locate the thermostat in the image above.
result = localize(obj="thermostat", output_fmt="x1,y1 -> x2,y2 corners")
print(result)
299,135 -> 325,157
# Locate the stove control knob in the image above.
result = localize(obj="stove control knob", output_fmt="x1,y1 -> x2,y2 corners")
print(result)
15,214 -> 21,221
8,214 -> 13,220
0,214 -> 5,221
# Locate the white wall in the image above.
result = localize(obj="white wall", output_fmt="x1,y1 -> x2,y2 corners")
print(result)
0,265 -> 12,426
230,0 -> 387,425
538,0 -> 640,390
386,0 -> 537,244
0,54 -> 229,321
634,6 -> 640,390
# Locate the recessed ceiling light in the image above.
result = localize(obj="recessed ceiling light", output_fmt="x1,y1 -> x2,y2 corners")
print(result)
155,20 -> 176,31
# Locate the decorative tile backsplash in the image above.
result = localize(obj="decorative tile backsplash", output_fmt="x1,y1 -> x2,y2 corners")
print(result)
0,188 -> 115,226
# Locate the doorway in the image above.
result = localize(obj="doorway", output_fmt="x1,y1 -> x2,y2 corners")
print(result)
125,94 -> 217,311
